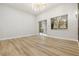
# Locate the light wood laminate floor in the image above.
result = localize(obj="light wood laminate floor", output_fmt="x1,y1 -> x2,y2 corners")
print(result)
0,35 -> 79,56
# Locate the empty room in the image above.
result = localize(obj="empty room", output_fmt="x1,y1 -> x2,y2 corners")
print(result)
0,3 -> 79,56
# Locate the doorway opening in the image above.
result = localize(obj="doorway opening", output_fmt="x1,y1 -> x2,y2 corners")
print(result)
39,20 -> 47,34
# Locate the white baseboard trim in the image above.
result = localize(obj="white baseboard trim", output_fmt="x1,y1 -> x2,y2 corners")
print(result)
0,34 -> 36,41
48,36 -> 78,42
0,33 -> 78,42
39,33 -> 78,42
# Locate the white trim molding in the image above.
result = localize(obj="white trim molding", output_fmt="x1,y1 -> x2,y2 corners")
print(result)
0,34 -> 36,41
38,33 -> 78,42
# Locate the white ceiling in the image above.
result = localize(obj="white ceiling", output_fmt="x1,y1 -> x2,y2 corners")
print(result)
4,3 -> 60,15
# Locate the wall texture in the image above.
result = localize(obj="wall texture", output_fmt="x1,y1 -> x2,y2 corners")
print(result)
37,3 -> 78,41
0,5 -> 37,40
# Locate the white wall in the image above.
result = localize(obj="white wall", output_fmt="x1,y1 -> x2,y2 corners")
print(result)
37,3 -> 78,41
0,4 -> 78,41
0,5 -> 37,40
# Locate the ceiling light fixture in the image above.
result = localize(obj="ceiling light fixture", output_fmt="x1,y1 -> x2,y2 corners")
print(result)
32,3 -> 47,11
